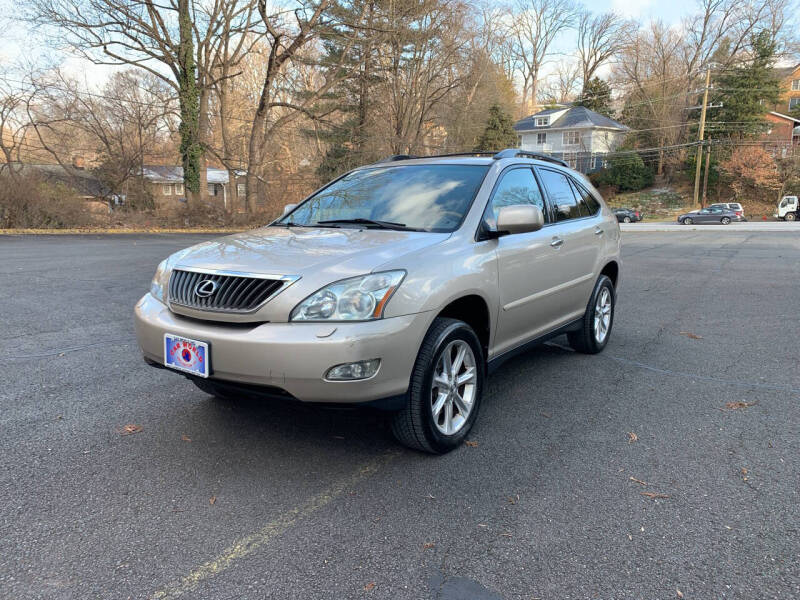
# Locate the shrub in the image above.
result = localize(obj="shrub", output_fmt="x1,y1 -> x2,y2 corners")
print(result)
0,173 -> 95,229
590,153 -> 654,192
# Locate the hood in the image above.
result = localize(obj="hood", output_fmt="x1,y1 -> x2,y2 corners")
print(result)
173,225 -> 450,279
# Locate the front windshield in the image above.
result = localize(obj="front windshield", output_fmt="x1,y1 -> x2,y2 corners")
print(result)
277,164 -> 489,232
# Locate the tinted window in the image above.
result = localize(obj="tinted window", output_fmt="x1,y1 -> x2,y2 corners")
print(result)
538,168 -> 581,221
485,168 -> 547,226
570,178 -> 601,216
280,164 -> 489,232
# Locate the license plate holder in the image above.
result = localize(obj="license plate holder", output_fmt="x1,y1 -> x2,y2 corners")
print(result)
164,334 -> 209,378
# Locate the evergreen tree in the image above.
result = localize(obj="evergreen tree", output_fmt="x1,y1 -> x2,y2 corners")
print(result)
710,30 -> 782,137
474,104 -> 519,151
575,77 -> 612,117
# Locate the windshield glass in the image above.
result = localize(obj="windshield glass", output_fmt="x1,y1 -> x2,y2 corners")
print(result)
277,164 -> 489,232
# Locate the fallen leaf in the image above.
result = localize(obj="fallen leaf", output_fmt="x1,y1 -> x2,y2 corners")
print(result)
677,589 -> 684,598
740,467 -> 748,475
627,534 -> 633,541
641,491 -> 670,500
628,432 -> 639,443
507,495 -> 519,504
423,542 -> 435,550
209,496 -> 216,505
541,411 -> 551,418
117,424 -> 142,436
181,434 -> 191,442
477,523 -> 487,528
364,582 -> 376,592
465,440 -> 478,447
629,476 -> 648,486
724,401 -> 757,410
679,331 -> 703,339
501,532 -> 512,538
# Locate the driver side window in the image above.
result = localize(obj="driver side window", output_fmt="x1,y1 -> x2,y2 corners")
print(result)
484,168 -> 548,228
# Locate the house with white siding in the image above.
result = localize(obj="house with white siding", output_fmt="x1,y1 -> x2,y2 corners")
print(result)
514,106 -> 629,173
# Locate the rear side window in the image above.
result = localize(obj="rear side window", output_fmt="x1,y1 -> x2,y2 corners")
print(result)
569,178 -> 601,216
537,168 -> 581,221
486,167 -> 548,225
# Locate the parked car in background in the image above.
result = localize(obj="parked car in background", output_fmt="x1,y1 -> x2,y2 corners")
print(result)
678,206 -> 741,225
776,196 -> 798,221
709,202 -> 745,220
613,208 -> 643,223
134,149 -> 622,454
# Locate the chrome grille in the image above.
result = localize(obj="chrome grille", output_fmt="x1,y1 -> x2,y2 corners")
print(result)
168,269 -> 288,313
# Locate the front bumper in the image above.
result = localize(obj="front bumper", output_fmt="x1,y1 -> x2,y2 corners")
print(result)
134,293 -> 432,403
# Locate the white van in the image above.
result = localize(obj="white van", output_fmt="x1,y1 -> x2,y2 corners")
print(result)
777,196 -> 799,221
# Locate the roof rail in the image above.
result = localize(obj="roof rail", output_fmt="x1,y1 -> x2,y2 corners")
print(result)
492,148 -> 569,168
378,154 -> 419,162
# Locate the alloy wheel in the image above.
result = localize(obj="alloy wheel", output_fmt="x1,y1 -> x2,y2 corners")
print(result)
430,340 -> 477,435
594,287 -> 612,344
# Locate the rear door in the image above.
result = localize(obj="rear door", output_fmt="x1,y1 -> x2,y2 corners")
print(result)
535,167 -> 603,319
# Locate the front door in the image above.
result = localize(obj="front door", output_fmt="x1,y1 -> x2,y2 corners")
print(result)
487,167 -> 565,357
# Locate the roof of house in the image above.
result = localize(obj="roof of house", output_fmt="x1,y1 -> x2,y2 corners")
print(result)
769,111 -> 800,123
774,63 -> 800,80
5,163 -> 109,198
514,106 -> 629,132
142,166 -> 238,184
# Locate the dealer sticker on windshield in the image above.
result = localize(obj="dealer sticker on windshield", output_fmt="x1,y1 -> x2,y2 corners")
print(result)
164,334 -> 209,378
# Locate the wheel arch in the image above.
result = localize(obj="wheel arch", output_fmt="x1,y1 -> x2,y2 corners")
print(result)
435,294 -> 491,359
600,260 -> 619,288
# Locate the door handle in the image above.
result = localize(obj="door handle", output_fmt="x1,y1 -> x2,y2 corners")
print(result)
550,237 -> 564,248
594,227 -> 604,236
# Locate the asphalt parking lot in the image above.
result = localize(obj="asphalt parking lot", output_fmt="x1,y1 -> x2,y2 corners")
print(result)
1,230 -> 799,600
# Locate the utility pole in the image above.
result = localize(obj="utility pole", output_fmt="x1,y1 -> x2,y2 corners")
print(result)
693,67 -> 711,208
701,141 -> 712,205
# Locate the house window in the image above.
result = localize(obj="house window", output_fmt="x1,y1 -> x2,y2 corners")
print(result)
162,184 -> 172,196
790,98 -> 800,110
537,133 -> 547,144
563,131 -> 580,146
237,183 -> 246,197
207,183 -> 216,197
174,183 -> 184,195
536,117 -> 549,126
792,79 -> 800,91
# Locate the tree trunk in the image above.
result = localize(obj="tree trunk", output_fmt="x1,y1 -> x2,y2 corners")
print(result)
177,0 -> 202,206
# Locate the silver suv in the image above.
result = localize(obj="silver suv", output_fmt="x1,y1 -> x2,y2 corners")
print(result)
134,149 -> 621,453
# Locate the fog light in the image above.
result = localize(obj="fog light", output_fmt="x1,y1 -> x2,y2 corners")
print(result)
325,359 -> 381,381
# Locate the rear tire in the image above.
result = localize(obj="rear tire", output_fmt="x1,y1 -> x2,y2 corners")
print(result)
721,217 -> 731,225
568,275 -> 615,354
391,317 -> 485,454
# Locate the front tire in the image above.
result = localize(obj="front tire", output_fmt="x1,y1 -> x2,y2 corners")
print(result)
683,217 -> 693,225
623,216 -> 632,223
391,318 -> 485,454
568,275 -> 615,354
786,212 -> 797,222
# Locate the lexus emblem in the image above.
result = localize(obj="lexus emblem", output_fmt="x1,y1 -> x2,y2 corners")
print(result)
194,279 -> 218,298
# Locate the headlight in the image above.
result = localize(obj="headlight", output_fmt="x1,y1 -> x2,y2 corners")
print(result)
150,258 -> 172,303
290,270 -> 405,321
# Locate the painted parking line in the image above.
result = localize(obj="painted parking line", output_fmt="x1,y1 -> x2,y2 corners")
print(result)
150,451 -> 399,600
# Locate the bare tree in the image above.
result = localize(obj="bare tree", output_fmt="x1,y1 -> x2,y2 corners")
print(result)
509,0 -> 580,113
26,0 -> 261,204
576,10 -> 631,87
539,60 -> 581,105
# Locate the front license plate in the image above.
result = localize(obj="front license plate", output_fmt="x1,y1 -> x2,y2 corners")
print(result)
164,334 -> 209,378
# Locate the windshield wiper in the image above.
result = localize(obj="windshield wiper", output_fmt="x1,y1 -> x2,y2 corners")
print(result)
315,218 -> 420,231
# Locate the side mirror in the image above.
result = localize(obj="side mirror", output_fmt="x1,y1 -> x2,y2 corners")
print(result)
282,203 -> 297,216
496,205 -> 544,235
